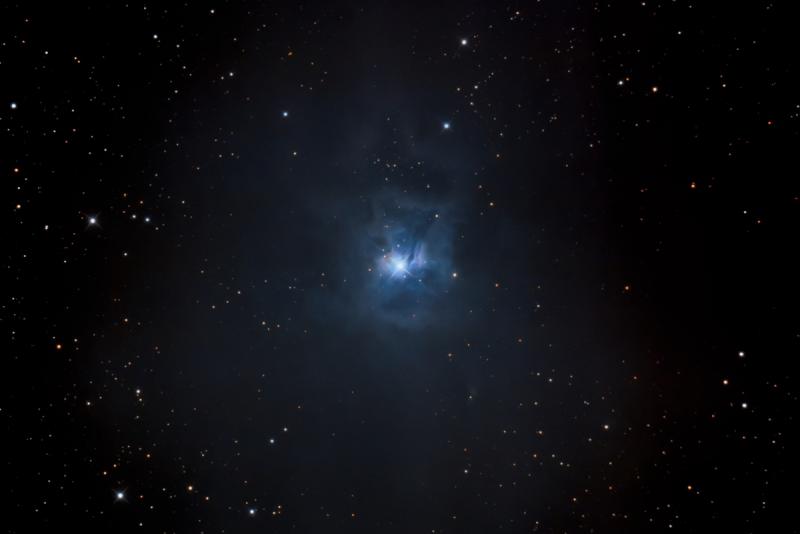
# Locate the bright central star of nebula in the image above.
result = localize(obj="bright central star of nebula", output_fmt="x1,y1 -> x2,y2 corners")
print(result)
380,243 -> 429,281
391,257 -> 408,275
353,192 -> 461,327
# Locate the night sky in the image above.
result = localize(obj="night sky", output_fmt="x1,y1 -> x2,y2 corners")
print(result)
4,2 -> 799,532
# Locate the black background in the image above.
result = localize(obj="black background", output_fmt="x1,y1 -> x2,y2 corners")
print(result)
3,1 -> 799,532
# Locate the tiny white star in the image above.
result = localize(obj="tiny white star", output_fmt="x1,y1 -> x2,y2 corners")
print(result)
269,438 -> 275,444
10,102 -> 17,109
741,402 -> 748,409
115,491 -> 125,501
443,122 -> 451,130
282,110 -> 289,118
248,508 -> 256,516
460,38 -> 468,46
88,217 -> 97,225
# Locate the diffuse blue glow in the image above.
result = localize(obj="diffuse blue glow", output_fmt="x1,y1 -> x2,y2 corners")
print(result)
380,243 -> 429,280
391,257 -> 408,275
343,191 -> 461,328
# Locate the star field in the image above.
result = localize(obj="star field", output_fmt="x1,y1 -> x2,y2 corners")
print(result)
3,2 -> 800,533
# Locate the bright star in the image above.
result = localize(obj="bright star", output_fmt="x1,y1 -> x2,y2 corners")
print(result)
380,242 -> 432,282
88,216 -> 98,226
442,122 -> 451,130
115,491 -> 125,501
386,255 -> 411,278
10,102 -> 17,109
460,38 -> 468,46
281,110 -> 289,118
248,508 -> 257,516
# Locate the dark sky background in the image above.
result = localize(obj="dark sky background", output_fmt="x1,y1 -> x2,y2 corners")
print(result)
3,1 -> 799,532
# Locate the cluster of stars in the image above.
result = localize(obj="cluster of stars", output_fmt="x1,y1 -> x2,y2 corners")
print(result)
4,2 -> 791,533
